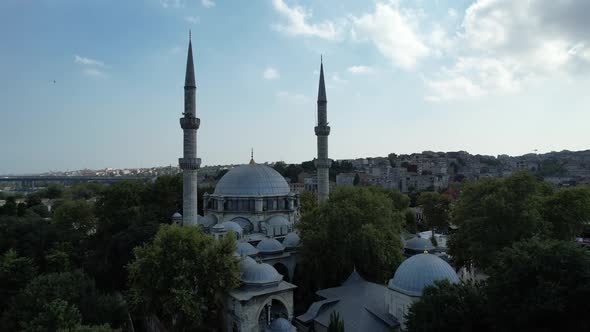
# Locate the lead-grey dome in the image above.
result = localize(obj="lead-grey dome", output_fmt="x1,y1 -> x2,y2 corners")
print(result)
388,253 -> 459,297
257,238 -> 284,255
240,261 -> 283,287
405,237 -> 435,252
283,232 -> 300,248
265,318 -> 296,332
219,221 -> 243,236
236,242 -> 259,256
214,162 -> 290,196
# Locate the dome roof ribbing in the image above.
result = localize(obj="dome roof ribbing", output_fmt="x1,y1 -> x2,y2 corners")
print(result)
283,232 -> 300,248
214,163 -> 290,196
240,261 -> 283,287
236,242 -> 259,256
257,238 -> 284,255
388,253 -> 459,297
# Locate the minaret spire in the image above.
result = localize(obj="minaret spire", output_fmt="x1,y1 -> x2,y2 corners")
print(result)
314,57 -> 331,203
179,32 -> 201,226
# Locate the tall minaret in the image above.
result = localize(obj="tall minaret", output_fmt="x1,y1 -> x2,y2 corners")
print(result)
315,57 -> 331,203
179,31 -> 200,225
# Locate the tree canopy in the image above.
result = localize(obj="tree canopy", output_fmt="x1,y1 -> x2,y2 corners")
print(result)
298,186 -> 405,288
128,224 -> 239,331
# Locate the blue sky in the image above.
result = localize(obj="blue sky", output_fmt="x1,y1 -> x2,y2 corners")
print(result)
1,0 -> 589,174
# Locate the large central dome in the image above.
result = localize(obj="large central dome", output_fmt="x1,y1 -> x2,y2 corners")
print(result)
214,161 -> 290,196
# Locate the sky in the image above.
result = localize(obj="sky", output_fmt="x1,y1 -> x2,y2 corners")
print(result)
1,0 -> 589,174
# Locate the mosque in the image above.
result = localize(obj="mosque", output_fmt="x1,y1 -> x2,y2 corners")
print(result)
174,35 -> 460,332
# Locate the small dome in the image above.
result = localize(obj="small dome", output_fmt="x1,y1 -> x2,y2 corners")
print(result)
200,214 -> 218,227
240,261 -> 283,287
236,242 -> 259,256
257,238 -> 284,255
283,232 -> 300,248
267,215 -> 290,227
265,318 -> 296,332
388,253 -> 459,297
219,221 -> 243,236
239,255 -> 256,268
265,215 -> 291,236
172,212 -> 182,219
405,237 -> 435,252
214,163 -> 290,196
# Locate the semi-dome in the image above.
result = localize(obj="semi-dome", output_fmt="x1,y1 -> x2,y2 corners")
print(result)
264,215 -> 291,236
283,232 -> 300,248
200,214 -> 218,227
405,237 -> 435,252
240,261 -> 283,287
257,238 -> 284,255
265,318 -> 296,332
236,242 -> 259,257
214,162 -> 290,196
219,221 -> 243,236
388,253 -> 459,297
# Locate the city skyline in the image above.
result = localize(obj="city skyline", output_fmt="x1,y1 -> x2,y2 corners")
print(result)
2,0 -> 590,174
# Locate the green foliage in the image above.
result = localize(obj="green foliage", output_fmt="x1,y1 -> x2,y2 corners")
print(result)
537,158 -> 567,177
448,172 -> 551,270
486,238 -> 590,331
298,186 -> 404,288
3,270 -> 127,330
417,192 -> 450,231
26,193 -> 43,208
0,196 -> 18,215
273,161 -> 287,176
404,209 -> 417,233
64,182 -> 106,201
285,164 -> 304,183
406,280 -> 490,332
0,249 -> 37,311
299,190 -> 317,215
215,169 -> 228,180
541,186 -> 590,240
328,311 -> 345,332
128,224 -> 239,331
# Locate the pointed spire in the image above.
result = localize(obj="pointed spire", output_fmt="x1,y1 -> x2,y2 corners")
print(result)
249,148 -> 256,165
317,55 -> 327,102
185,31 -> 196,88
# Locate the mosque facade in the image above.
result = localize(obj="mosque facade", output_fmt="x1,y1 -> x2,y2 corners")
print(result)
175,36 -> 460,332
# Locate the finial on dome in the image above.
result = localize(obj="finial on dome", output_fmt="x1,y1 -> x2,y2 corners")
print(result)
424,247 -> 429,254
249,148 -> 256,165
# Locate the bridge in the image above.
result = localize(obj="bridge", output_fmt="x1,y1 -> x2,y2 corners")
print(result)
0,175 -> 154,190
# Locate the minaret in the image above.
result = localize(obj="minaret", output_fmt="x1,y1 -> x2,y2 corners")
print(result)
179,31 -> 201,225
314,57 -> 331,203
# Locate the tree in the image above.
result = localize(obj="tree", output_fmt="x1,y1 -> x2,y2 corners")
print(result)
298,186 -> 404,288
0,249 -> 37,312
299,191 -> 317,215
541,186 -> 590,240
3,270 -> 127,331
485,238 -> 590,332
417,192 -> 450,237
0,197 -> 17,216
448,172 -> 550,270
404,209 -> 417,234
128,225 -> 239,331
405,280 -> 490,332
273,161 -> 287,176
328,311 -> 345,332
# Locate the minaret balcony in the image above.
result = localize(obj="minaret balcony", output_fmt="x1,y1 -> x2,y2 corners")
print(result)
180,117 -> 200,130
314,159 -> 332,168
179,158 -> 201,170
314,125 -> 331,136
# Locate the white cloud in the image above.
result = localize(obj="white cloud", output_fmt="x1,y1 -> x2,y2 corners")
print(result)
347,65 -> 373,74
426,0 -> 590,101
271,0 -> 342,40
185,16 -> 200,24
82,68 -> 106,78
201,0 -> 215,8
74,55 -> 104,67
161,0 -> 183,8
448,8 -> 458,18
277,91 -> 310,104
351,3 -> 429,69
263,67 -> 280,80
